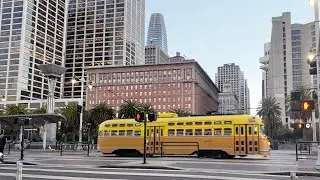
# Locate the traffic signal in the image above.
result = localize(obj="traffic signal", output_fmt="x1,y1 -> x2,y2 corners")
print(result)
135,112 -> 145,122
301,100 -> 315,111
148,113 -> 157,122
307,59 -> 317,75
291,91 -> 301,101
298,123 -> 304,129
77,105 -> 82,114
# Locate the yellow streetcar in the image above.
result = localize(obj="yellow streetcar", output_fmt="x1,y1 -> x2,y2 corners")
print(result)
97,113 -> 271,158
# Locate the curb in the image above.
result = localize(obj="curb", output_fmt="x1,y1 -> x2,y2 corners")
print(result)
97,165 -> 182,170
265,171 -> 320,177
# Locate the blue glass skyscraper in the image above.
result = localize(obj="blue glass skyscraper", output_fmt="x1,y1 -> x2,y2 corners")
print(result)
147,13 -> 168,54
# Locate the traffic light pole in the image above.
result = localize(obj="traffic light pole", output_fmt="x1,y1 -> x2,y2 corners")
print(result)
143,113 -> 147,164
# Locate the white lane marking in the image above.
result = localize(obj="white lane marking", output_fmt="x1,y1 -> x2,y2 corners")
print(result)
0,167 -> 286,180
0,173 -> 128,180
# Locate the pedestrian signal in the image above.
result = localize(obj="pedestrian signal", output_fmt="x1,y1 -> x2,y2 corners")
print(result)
301,100 -> 314,111
305,123 -> 311,129
135,112 -> 145,122
148,113 -> 157,122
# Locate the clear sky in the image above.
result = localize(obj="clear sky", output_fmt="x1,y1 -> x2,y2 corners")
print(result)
145,0 -> 315,115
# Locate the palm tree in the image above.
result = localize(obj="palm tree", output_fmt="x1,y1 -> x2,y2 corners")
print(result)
256,97 -> 282,140
58,103 -> 79,142
139,103 -> 156,114
5,105 -> 29,115
0,109 -> 4,116
118,100 -> 140,119
170,108 -> 191,117
32,106 -> 47,114
89,103 -> 114,126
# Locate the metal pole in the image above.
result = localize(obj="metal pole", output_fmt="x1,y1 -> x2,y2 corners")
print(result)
20,126 -> 24,160
79,75 -> 84,145
314,0 -> 320,142
87,125 -> 90,157
143,113 -> 147,164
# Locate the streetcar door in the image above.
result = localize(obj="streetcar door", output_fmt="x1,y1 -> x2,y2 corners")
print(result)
246,125 -> 260,154
147,126 -> 162,155
234,125 -> 246,155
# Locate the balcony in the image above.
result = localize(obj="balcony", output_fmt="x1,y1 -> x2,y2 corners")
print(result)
259,57 -> 269,64
260,64 -> 268,71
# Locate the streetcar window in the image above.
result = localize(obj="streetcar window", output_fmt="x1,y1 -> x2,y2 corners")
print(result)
126,130 -> 133,136
186,122 -> 193,125
176,129 -> 184,136
135,124 -> 141,126
168,122 -> 175,126
177,122 -> 184,126
168,129 -> 175,136
255,126 -> 259,135
224,128 -> 232,136
195,122 -> 202,125
119,124 -> 125,127
104,131 -> 110,136
240,127 -> 244,135
214,128 -> 222,135
105,124 -> 110,127
248,127 -> 252,135
214,121 -> 222,124
111,130 -> 117,136
195,129 -> 203,135
127,124 -> 133,127
118,130 -> 125,136
204,129 -> 212,135
235,127 -> 239,135
134,130 -> 141,136
204,121 -> 212,125
185,129 -> 193,136
112,124 -> 118,127
224,121 -> 232,124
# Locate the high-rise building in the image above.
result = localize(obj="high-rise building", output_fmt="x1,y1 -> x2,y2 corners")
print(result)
260,12 -> 318,127
145,45 -> 169,64
64,0 -> 145,98
0,0 -> 68,108
260,42 -> 270,100
146,13 -> 168,53
215,63 -> 250,114
218,83 -> 239,114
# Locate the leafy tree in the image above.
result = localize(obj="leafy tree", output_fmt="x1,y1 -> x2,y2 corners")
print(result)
32,106 -> 47,114
256,97 -> 282,140
0,109 -> 4,116
118,100 -> 140,119
5,105 -> 29,115
58,103 -> 79,142
170,108 -> 191,117
139,103 -> 156,114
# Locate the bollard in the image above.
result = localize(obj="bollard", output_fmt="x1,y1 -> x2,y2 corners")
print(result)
16,161 -> 23,180
290,171 -> 297,180
316,145 -> 320,170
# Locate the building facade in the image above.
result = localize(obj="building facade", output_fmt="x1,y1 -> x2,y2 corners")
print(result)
146,13 -> 168,53
218,83 -> 239,114
64,0 -> 145,98
86,61 -> 219,115
261,12 -> 318,126
215,63 -> 249,114
145,45 -> 169,64
0,0 -> 68,108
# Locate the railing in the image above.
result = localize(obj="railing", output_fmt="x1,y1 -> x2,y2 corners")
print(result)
57,142 -> 97,156
295,141 -> 320,161
160,142 -> 199,157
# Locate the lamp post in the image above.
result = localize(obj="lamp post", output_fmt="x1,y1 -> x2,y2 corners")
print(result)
37,64 -> 67,149
71,70 -> 92,146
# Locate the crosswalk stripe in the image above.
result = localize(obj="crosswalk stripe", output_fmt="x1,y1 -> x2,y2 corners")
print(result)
0,167 -> 285,180
0,172 -> 128,180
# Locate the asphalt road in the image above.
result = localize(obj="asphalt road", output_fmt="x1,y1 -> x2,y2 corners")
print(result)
0,164 -> 294,180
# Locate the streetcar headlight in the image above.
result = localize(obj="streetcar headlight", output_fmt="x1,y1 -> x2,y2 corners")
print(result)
268,142 -> 271,146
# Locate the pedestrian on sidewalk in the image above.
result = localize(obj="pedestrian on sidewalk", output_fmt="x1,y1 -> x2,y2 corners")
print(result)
0,133 -> 6,163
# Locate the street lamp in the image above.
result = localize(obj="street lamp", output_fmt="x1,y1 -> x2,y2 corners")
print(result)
71,75 -> 93,145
